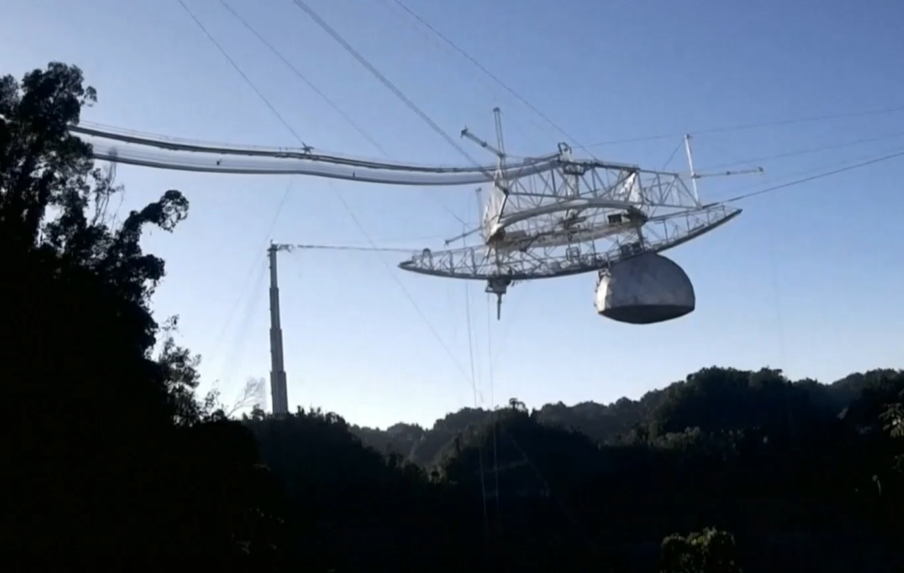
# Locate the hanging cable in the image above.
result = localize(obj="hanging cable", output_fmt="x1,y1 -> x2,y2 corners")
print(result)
486,293 -> 501,526
766,229 -> 787,370
699,129 -> 904,172
286,0 -> 492,176
474,184 -> 502,526
382,0 -> 626,176
175,0 -> 483,399
382,0 -> 904,183
501,427 -> 598,552
326,181 -> 484,394
216,0 -> 467,226
386,0 -> 584,149
462,210 -> 490,539
207,254 -> 263,377
719,148 -> 904,205
217,0 -> 382,153
219,259 -> 268,388
207,254 -> 265,386
174,0 -> 309,148
584,105 -> 904,148
464,268 -> 490,539
660,139 -> 684,171
206,177 -> 296,376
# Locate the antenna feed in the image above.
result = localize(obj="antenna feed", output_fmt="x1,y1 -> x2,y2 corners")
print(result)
485,276 -> 512,320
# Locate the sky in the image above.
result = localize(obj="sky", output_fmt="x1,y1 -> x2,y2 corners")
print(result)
2,0 -> 903,428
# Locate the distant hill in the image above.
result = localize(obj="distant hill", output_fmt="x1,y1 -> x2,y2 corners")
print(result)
350,367 -> 901,467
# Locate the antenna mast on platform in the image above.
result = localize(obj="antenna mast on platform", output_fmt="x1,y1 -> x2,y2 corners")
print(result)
268,243 -> 290,415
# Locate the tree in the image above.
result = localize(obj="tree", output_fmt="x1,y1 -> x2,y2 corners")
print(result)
661,528 -> 742,573
200,376 -> 267,421
508,397 -> 527,412
1,62 -> 280,566
1,63 -> 190,414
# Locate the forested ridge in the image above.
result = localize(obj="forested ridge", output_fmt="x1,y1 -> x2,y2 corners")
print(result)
2,63 -> 902,572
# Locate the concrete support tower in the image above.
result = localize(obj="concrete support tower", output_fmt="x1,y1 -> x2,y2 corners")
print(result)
268,244 -> 289,415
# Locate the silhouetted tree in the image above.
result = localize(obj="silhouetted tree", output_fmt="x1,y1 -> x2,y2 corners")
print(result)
661,528 -> 742,573
1,62 -> 280,567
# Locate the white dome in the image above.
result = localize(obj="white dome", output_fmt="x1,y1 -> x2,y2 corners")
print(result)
594,253 -> 695,324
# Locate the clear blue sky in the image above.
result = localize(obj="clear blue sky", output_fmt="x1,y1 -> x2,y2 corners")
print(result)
2,0 -> 903,428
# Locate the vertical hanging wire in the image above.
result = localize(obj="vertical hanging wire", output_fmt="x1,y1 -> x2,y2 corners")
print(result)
476,184 -> 502,532
463,223 -> 490,540
487,292 -> 501,529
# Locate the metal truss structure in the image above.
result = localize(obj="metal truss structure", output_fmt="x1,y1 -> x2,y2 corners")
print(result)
398,157 -> 742,281
396,109 -> 749,317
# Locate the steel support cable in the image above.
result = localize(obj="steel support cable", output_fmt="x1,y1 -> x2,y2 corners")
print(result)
285,0 -> 497,182
766,228 -> 787,369
485,293 -> 501,525
462,213 -> 490,539
384,0 -> 904,186
174,2 -> 316,381
718,148 -> 904,205
661,139 -> 684,170
174,0 -> 475,392
207,178 -> 296,377
501,427 -> 598,552
387,0 -> 591,154
216,0 -> 467,226
707,150 -> 904,385
585,105 -> 904,148
382,0 -> 624,203
219,260 -> 268,387
217,0 -> 384,154
475,182 -> 501,526
698,129 -> 904,172
381,1 -> 552,149
704,144 -> 903,203
174,0 -> 309,148
463,267 -> 490,539
326,182 -> 481,389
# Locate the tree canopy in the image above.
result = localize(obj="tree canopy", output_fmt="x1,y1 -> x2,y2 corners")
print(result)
1,62 -> 280,568
2,62 -> 903,572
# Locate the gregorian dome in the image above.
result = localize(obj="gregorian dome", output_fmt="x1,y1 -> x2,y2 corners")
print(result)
594,252 -> 696,324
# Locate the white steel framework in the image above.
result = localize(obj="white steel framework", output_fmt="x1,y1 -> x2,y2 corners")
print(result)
396,112 -> 747,317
